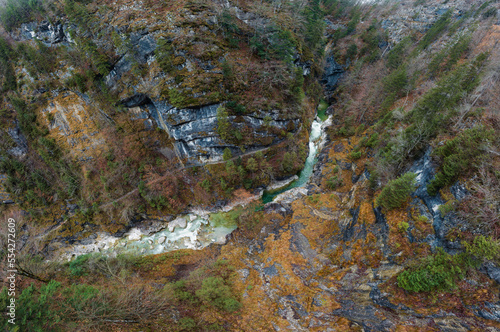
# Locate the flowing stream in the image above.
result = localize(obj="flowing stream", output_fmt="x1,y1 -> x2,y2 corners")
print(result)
60,112 -> 329,260
262,115 -> 330,203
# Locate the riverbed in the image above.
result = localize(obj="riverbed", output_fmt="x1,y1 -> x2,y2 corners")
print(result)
60,113 -> 331,261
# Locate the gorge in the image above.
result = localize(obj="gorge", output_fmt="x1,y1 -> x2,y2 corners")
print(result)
1,0 -> 500,331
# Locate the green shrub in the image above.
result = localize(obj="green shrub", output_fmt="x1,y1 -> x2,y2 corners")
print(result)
386,37 -> 411,69
359,21 -> 384,63
282,152 -> 295,172
216,107 -> 231,142
10,96 -> 41,140
383,65 -> 409,98
227,101 -> 245,114
483,7 -> 497,18
290,67 -> 305,103
427,127 -> 493,196
326,175 -> 343,190
0,37 -> 16,91
63,284 -> 99,313
398,236 -> 500,293
397,248 -> 467,292
0,0 -> 43,32
156,39 -> 176,74
438,199 -> 457,217
418,10 -> 452,50
223,148 -> 232,161
380,53 -> 488,169
443,34 -> 471,71
195,277 -> 241,312
304,0 -> 325,53
200,179 -> 211,191
350,150 -> 363,160
250,26 -> 297,63
376,172 -> 417,210
178,317 -> 197,331
428,34 -> 471,76
68,253 -> 93,276
363,133 -> 379,148
398,221 -> 410,233
66,72 -> 88,92
346,43 -> 358,59
246,157 -> 258,173
13,280 -> 62,331
464,236 -> 500,262
64,0 -> 93,29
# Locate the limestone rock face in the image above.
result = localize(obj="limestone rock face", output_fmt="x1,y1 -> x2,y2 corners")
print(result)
116,100 -> 300,164
14,21 -> 73,45
7,125 -> 28,157
43,92 -> 107,162
381,0 -> 479,43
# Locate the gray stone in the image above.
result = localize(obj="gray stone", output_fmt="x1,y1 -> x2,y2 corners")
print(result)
17,21 -> 73,45
238,268 -> 250,282
321,56 -> 344,93
8,126 -> 28,157
485,262 -> 500,284
263,263 -> 279,278
168,217 -> 187,232
476,302 -> 500,323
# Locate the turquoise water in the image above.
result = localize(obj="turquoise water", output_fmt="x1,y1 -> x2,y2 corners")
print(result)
262,118 -> 325,204
317,100 -> 329,122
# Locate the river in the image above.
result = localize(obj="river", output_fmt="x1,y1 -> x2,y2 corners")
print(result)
60,112 -> 330,260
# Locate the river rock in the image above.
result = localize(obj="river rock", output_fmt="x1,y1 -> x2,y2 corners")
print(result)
273,187 -> 308,204
158,236 -> 166,244
168,217 -> 187,232
126,228 -> 142,241
266,175 -> 298,191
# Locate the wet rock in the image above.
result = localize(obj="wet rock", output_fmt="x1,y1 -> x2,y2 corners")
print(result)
370,285 -> 406,311
132,33 -> 157,63
168,217 -> 187,232
274,187 -> 308,204
157,236 -> 166,244
333,143 -> 345,152
338,161 -> 352,170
